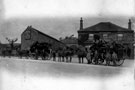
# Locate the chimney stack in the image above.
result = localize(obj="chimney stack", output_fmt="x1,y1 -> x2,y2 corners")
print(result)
80,17 -> 83,30
128,19 -> 132,30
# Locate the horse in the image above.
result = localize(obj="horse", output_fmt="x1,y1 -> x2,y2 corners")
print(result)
57,48 -> 73,63
1,49 -> 12,58
17,50 -> 30,59
30,42 -> 51,60
77,49 -> 86,63
64,49 -> 74,63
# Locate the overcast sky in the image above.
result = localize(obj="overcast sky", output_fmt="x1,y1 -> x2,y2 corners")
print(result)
0,0 -> 135,43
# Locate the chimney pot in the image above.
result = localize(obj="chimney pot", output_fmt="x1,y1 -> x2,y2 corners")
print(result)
128,19 -> 132,30
80,17 -> 83,30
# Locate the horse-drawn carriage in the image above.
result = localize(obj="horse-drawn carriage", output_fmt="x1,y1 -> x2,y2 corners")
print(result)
86,40 -> 125,66
29,42 -> 52,60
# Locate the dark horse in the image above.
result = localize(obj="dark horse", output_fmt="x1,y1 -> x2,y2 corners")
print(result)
30,41 -> 51,60
17,49 -> 29,59
57,47 -> 74,62
64,48 -> 74,62
77,48 -> 86,63
57,48 -> 65,62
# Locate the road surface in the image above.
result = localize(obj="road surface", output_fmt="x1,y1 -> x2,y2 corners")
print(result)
0,57 -> 134,90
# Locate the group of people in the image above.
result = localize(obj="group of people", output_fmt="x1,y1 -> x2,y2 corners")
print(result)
51,45 -> 93,64
23,36 -> 126,65
50,38 -> 125,65
86,39 -> 125,65
1,37 -> 127,66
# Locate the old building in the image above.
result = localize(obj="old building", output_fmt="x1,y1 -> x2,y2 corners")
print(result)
0,43 -> 21,55
78,18 -> 134,59
21,26 -> 65,51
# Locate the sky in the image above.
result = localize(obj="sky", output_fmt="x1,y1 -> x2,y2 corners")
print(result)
0,0 -> 135,43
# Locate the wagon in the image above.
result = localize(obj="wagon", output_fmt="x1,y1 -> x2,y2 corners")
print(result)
86,42 -> 125,66
111,48 -> 125,66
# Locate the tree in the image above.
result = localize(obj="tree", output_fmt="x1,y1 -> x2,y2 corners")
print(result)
59,37 -> 63,41
6,37 -> 18,50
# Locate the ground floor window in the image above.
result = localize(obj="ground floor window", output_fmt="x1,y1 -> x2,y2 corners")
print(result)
118,34 -> 123,41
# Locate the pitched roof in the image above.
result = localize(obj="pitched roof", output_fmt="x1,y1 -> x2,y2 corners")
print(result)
27,26 -> 65,45
79,22 -> 134,32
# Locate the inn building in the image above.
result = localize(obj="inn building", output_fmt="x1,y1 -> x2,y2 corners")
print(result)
78,18 -> 134,59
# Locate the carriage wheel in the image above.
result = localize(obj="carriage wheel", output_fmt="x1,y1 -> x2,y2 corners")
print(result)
106,58 -> 116,66
98,59 -> 104,65
86,56 -> 92,64
109,60 -> 115,66
91,58 -> 95,64
105,57 -> 114,66
91,57 -> 98,65
92,56 -> 104,65
105,55 -> 117,66
114,58 -> 125,66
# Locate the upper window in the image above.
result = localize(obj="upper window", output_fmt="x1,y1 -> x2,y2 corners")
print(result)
103,34 -> 108,38
88,34 -> 94,40
118,34 -> 123,40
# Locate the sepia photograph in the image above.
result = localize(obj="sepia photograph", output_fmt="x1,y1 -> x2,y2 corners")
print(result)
0,0 -> 134,90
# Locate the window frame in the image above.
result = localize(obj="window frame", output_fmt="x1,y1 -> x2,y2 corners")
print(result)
117,34 -> 123,41
88,34 -> 94,40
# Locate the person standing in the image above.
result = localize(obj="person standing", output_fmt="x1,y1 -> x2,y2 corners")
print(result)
52,50 -> 56,61
77,49 -> 86,63
86,49 -> 91,64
